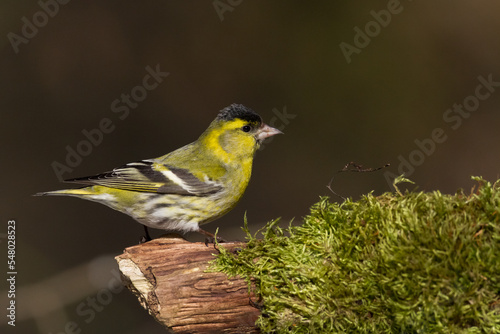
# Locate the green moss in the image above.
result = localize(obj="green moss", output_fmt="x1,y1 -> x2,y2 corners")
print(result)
211,177 -> 500,333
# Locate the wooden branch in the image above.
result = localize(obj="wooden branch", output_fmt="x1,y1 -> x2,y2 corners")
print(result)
115,236 -> 260,334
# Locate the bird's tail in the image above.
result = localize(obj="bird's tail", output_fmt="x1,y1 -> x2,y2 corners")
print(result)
34,186 -> 122,211
33,188 -> 94,197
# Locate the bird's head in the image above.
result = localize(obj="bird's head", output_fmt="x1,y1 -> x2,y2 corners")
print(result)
200,104 -> 282,164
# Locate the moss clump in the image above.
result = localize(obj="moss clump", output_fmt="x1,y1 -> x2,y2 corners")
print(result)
212,177 -> 500,333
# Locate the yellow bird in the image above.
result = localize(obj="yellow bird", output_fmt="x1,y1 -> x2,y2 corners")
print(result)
36,104 -> 282,242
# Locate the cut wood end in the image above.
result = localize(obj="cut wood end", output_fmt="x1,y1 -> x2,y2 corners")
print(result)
116,257 -> 156,311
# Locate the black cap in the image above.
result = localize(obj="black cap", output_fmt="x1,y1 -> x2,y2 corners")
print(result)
216,104 -> 262,124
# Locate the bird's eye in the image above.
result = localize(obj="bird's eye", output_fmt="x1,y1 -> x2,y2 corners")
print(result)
242,125 -> 252,132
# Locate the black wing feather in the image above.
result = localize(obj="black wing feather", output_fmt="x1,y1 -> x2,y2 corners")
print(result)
64,161 -> 222,196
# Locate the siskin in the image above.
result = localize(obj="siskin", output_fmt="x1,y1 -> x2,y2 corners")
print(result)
36,104 -> 282,241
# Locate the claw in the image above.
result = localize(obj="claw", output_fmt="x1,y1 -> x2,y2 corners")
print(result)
199,228 -> 226,247
204,235 -> 227,249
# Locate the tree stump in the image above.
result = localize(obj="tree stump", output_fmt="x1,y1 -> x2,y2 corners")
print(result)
115,237 -> 260,333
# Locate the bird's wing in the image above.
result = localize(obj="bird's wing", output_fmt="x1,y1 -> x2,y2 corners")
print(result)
64,161 -> 223,196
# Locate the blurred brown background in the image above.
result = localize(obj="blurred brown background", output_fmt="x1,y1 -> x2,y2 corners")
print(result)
1,1 -> 499,333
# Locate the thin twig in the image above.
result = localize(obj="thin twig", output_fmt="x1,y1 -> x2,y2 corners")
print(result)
327,162 -> 390,200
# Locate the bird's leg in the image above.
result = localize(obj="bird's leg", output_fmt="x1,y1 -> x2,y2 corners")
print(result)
198,228 -> 226,246
140,225 -> 152,243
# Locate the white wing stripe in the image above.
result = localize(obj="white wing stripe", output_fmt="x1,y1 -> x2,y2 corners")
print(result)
160,169 -> 196,193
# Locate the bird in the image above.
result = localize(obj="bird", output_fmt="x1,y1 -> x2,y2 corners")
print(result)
35,104 -> 282,242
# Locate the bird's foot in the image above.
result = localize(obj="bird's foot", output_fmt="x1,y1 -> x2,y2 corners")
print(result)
204,235 -> 227,247
198,228 -> 227,247
139,225 -> 153,244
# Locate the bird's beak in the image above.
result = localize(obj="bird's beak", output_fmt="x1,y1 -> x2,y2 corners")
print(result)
256,123 -> 283,142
